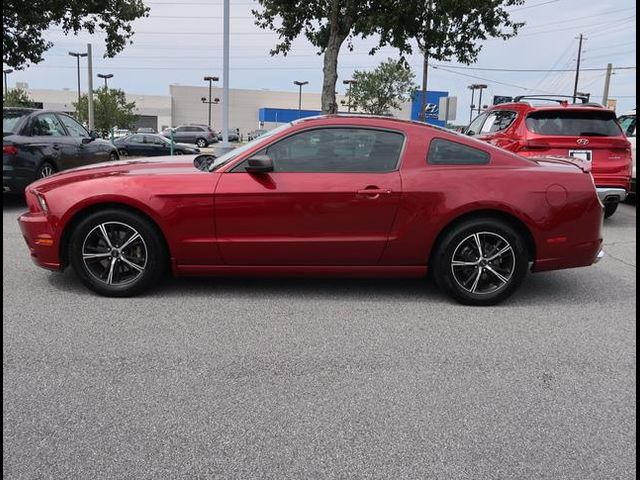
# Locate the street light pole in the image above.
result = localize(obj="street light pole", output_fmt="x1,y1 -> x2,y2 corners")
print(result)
68,51 -> 88,107
3,69 -> 13,97
293,81 -> 308,118
343,79 -> 356,113
97,73 -> 113,89
203,76 -> 219,127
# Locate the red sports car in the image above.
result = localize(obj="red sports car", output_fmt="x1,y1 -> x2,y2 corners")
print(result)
18,115 -> 604,305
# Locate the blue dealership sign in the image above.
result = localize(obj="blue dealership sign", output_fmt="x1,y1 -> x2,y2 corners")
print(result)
410,90 -> 449,126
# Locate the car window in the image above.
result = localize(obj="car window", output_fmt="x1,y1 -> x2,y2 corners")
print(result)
176,126 -> 188,132
427,138 -> 490,165
58,114 -> 89,137
465,113 -> 489,136
250,128 -> 404,173
130,135 -> 145,144
525,110 -> 622,137
618,115 -> 636,137
3,110 -> 30,133
147,136 -> 166,145
480,111 -> 517,133
31,113 -> 67,137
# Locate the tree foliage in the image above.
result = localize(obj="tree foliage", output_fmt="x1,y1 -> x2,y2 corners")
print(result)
3,88 -> 36,108
3,0 -> 149,68
74,88 -> 138,134
253,0 -> 524,114
349,59 -> 417,115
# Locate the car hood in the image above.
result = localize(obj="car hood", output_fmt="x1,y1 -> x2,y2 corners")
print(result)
30,156 -> 202,193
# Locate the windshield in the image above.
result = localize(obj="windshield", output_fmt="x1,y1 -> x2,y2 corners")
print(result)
525,110 -> 622,137
208,123 -> 291,171
3,111 -> 29,133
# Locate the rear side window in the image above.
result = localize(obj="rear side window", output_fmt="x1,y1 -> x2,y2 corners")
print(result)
465,113 -> 488,136
480,110 -> 517,133
525,110 -> 622,137
3,111 -> 29,133
618,115 -> 636,137
428,138 -> 490,165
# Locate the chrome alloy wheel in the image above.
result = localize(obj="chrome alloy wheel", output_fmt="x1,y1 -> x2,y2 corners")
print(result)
40,164 -> 55,178
81,222 -> 148,286
450,231 -> 515,295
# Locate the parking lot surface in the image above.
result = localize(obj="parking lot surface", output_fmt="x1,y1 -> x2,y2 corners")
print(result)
3,196 -> 636,479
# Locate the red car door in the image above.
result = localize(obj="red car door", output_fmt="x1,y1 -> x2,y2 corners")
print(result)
214,127 -> 404,266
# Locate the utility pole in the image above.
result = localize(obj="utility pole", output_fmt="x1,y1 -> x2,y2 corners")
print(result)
87,43 -> 95,131
602,63 -> 613,107
220,0 -> 230,150
468,86 -> 476,123
572,33 -> 585,104
477,85 -> 486,114
3,69 -> 13,97
293,80 -> 308,118
203,76 -> 219,127
419,52 -> 430,122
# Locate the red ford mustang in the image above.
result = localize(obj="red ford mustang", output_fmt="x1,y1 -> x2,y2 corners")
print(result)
18,115 -> 604,305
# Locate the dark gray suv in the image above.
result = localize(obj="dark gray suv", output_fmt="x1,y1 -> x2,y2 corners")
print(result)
161,124 -> 217,148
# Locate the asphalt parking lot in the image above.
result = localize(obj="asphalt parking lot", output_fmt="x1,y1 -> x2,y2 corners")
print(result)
3,196 -> 636,479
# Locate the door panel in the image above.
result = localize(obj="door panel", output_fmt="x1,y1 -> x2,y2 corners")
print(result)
214,172 -> 402,265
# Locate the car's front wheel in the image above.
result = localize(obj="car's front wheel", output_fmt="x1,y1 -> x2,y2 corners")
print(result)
432,217 -> 529,306
604,201 -> 619,218
68,209 -> 167,297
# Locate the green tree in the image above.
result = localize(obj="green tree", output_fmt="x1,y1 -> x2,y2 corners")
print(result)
74,88 -> 138,135
3,0 -> 149,68
3,88 -> 36,107
349,59 -> 417,115
253,0 -> 524,114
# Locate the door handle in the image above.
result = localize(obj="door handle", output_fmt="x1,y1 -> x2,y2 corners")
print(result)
356,187 -> 392,199
52,144 -> 60,150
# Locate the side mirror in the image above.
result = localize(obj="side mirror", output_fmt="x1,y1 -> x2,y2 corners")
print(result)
245,154 -> 274,173
193,154 -> 216,171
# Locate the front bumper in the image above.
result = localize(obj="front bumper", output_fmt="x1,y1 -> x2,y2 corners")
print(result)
18,212 -> 62,270
596,187 -> 627,204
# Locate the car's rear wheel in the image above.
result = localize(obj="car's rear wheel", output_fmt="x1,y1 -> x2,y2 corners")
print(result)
37,161 -> 56,179
196,138 -> 207,148
68,209 -> 167,297
432,217 -> 529,306
118,149 -> 129,157
604,201 -> 619,218
109,152 -> 119,162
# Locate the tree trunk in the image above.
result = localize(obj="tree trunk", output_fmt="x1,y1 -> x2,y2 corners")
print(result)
321,39 -> 341,114
321,0 -> 349,114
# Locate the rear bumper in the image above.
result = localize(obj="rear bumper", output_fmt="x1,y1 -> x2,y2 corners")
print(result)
596,187 -> 627,203
17,212 -> 62,270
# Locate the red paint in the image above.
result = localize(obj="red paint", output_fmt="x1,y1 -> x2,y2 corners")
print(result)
472,102 -> 632,192
18,115 -> 603,278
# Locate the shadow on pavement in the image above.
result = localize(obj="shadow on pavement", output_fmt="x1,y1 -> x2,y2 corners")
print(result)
3,194 -> 26,210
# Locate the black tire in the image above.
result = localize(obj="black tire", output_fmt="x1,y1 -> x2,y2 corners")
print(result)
196,138 -> 208,148
432,217 -> 529,306
68,209 -> 167,297
109,151 -> 119,162
37,161 -> 57,179
118,149 -> 129,157
603,201 -> 619,218
174,150 -> 184,155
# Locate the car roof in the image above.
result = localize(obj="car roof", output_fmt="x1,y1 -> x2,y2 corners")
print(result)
487,102 -> 615,115
294,114 -> 450,132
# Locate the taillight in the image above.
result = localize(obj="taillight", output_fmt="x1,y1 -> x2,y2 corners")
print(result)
3,145 -> 18,155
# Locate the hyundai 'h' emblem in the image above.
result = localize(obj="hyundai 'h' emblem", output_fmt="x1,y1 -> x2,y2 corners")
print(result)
576,138 -> 590,146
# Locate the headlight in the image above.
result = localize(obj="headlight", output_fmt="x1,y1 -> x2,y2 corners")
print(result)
35,193 -> 49,214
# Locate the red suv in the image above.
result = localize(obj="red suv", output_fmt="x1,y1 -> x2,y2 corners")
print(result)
465,95 -> 632,217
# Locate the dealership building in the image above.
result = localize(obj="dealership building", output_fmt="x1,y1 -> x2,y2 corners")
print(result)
22,83 -> 448,135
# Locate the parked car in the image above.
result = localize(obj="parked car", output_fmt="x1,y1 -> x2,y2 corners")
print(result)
18,115 -> 604,305
112,129 -> 131,139
464,95 -> 632,217
218,129 -> 240,142
618,109 -> 636,195
3,108 -> 119,194
114,134 -> 200,157
247,129 -> 268,141
161,124 -> 217,148
136,127 -> 156,134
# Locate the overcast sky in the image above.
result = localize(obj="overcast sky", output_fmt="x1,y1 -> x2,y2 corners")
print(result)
5,0 -> 637,120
